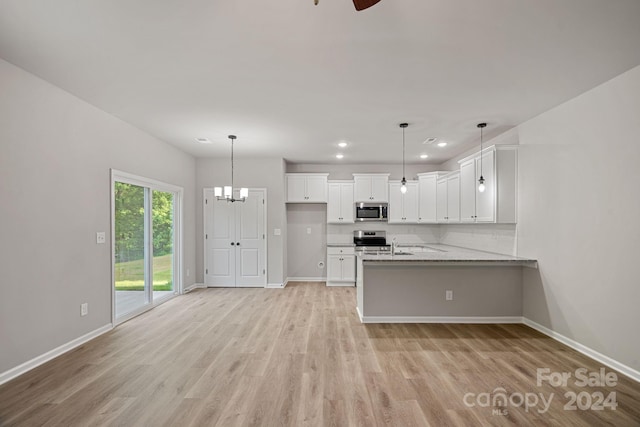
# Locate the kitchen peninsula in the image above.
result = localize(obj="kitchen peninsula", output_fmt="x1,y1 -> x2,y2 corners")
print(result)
356,244 -> 537,323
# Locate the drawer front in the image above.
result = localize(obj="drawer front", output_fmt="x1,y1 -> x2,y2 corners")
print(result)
327,247 -> 355,256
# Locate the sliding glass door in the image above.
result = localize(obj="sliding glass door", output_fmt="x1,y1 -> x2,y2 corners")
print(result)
152,190 -> 174,301
114,182 -> 148,317
112,171 -> 182,323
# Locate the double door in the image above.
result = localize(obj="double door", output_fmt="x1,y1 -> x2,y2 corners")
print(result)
205,188 -> 266,287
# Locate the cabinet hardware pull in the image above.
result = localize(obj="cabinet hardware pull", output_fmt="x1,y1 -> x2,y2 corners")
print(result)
236,242 -> 240,246
231,242 -> 235,246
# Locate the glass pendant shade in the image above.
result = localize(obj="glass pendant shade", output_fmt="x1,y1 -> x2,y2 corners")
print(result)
240,187 -> 249,199
214,187 -> 222,197
478,177 -> 486,193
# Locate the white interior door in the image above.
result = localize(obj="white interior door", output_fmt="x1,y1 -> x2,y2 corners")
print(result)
205,188 -> 266,287
235,189 -> 265,287
206,193 -> 236,287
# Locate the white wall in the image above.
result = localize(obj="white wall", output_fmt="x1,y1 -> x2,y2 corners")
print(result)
286,162 -> 442,180
0,59 -> 197,374
517,65 -> 640,372
196,157 -> 286,286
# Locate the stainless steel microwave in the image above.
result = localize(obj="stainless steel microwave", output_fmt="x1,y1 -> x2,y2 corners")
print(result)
355,203 -> 388,222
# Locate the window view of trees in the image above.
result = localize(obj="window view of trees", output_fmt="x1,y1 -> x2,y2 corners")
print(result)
114,182 -> 173,291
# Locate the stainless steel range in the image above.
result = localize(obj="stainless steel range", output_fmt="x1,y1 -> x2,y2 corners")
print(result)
353,230 -> 391,253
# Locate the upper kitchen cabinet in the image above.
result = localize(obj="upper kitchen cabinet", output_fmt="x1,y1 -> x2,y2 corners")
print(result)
436,171 -> 460,223
458,145 -> 517,223
327,181 -> 355,223
353,174 -> 389,202
417,171 -> 449,223
285,173 -> 329,203
388,180 -> 419,223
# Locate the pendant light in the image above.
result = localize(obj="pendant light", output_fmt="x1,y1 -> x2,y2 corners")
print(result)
214,135 -> 248,203
399,123 -> 408,194
477,123 -> 487,193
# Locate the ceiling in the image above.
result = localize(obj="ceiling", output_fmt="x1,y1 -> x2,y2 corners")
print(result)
1,0 -> 640,164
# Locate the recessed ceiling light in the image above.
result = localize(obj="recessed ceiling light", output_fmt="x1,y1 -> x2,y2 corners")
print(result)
423,137 -> 438,145
437,142 -> 447,147
420,154 -> 428,159
336,153 -> 344,159
338,141 -> 348,148
195,137 -> 211,144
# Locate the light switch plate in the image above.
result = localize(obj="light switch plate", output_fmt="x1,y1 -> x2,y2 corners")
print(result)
274,228 -> 281,236
96,232 -> 106,244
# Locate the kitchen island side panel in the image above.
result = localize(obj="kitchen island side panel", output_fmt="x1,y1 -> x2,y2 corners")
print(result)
362,264 -> 523,318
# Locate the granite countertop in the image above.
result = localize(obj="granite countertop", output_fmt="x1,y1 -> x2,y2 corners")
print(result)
359,244 -> 537,267
327,243 -> 356,247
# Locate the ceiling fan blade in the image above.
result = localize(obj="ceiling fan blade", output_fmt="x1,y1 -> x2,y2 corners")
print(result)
353,0 -> 381,11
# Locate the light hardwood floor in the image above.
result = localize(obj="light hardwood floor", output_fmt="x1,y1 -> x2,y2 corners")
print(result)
1,282 -> 639,426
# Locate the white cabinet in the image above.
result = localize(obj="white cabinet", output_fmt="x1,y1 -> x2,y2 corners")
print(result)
417,172 -> 449,223
388,181 -> 419,223
326,246 -> 355,286
436,172 -> 460,223
286,174 -> 328,203
457,145 -> 517,223
327,181 -> 354,223
353,174 -> 389,202
460,158 -> 477,222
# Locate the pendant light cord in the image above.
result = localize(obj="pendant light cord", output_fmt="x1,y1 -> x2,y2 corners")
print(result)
402,126 -> 405,180
480,125 -> 483,178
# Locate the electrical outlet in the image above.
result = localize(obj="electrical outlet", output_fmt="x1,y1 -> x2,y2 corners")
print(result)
96,232 -> 106,244
80,303 -> 88,316
307,227 -> 312,234
274,228 -> 281,236
186,268 -> 190,277
445,290 -> 453,301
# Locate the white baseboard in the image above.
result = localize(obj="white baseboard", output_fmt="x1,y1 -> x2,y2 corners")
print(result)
523,318 -> 640,383
184,283 -> 205,293
359,316 -> 523,324
286,277 -> 326,282
0,323 -> 113,386
326,282 -> 355,287
266,282 -> 286,289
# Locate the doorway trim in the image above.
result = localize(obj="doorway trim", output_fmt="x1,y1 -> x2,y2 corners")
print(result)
110,169 -> 184,325
203,187 -> 268,288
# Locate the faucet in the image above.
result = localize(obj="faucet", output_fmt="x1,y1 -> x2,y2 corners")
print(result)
391,237 -> 397,255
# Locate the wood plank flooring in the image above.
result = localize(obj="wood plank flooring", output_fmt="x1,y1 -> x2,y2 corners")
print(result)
1,282 -> 639,426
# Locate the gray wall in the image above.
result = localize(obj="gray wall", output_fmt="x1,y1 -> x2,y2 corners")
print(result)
196,157 -> 286,285
286,204 -> 327,279
517,64 -> 640,372
0,59 -> 197,374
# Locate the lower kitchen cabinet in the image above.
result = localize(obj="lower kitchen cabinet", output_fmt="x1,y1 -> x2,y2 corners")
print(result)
326,246 -> 356,286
